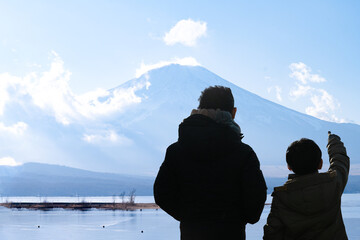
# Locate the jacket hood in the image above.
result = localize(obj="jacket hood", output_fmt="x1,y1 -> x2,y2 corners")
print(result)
178,111 -> 243,157
274,171 -> 340,215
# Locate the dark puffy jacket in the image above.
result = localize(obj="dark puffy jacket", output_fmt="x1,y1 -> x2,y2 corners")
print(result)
263,134 -> 350,240
154,114 -> 267,240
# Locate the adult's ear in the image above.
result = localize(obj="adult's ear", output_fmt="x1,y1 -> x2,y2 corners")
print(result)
232,107 -> 237,119
287,164 -> 292,171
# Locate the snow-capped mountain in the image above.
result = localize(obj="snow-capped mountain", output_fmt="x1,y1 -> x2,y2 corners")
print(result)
109,64 -> 360,175
1,64 -> 359,176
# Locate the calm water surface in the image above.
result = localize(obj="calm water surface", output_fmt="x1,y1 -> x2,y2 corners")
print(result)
0,194 -> 359,240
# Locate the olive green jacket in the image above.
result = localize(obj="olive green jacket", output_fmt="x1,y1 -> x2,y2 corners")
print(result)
263,134 -> 350,240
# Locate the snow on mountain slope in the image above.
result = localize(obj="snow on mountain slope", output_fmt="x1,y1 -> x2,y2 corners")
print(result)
1,64 -> 359,176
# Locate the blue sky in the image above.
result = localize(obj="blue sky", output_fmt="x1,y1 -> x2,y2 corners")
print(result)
1,0 -> 360,124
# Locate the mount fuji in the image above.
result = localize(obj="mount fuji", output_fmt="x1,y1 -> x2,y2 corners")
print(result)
1,64 -> 360,177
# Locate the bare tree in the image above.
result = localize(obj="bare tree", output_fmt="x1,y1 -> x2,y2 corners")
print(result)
119,191 -> 126,204
128,189 -> 136,205
112,194 -> 117,206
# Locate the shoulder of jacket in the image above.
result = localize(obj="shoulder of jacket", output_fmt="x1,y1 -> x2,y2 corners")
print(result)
166,142 -> 182,153
274,172 -> 338,194
327,170 -> 337,178
241,142 -> 253,150
233,142 -> 254,153
274,185 -> 287,192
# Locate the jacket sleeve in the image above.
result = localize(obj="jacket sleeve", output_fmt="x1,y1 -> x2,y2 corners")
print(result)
240,149 -> 267,224
327,133 -> 350,192
153,145 -> 182,221
263,194 -> 284,239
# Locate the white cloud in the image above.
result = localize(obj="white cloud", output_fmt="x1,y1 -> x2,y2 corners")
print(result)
305,89 -> 344,122
0,51 -> 150,125
267,86 -> 282,101
292,86 -> 343,122
0,122 -> 28,135
22,53 -> 75,125
74,82 -> 148,119
290,62 -> 326,84
289,83 -> 313,98
135,57 -> 201,78
83,130 -> 133,146
163,19 -> 207,46
0,157 -> 21,166
288,62 -> 344,123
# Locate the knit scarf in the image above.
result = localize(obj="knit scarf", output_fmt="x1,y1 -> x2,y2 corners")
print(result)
191,109 -> 243,139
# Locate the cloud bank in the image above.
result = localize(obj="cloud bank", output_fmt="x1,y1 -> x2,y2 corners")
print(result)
0,51 -> 149,125
163,19 -> 207,46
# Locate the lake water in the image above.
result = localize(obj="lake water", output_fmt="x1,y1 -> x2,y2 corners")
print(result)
0,196 -> 156,204
0,194 -> 359,240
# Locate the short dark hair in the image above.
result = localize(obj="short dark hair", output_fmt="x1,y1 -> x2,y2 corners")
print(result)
286,138 -> 322,175
198,86 -> 234,113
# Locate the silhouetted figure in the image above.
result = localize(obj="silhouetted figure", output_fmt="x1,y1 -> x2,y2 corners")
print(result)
263,132 -> 349,239
154,86 -> 267,240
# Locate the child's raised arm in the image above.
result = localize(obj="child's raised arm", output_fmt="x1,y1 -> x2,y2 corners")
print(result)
327,131 -> 350,192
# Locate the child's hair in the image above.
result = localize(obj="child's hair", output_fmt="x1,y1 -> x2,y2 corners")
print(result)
286,138 -> 322,175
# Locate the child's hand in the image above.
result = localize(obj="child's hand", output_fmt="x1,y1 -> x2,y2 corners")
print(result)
328,131 -> 341,141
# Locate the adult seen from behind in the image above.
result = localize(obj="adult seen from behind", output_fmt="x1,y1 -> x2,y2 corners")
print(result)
154,86 -> 267,240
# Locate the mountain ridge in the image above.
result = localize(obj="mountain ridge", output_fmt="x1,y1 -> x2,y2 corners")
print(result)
1,162 -> 359,196
0,162 -> 155,196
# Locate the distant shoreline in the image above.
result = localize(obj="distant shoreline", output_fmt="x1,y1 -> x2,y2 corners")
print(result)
0,202 -> 159,211
0,202 -> 272,211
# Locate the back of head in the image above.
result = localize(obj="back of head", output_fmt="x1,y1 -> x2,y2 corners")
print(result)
286,138 -> 322,175
198,86 -> 234,114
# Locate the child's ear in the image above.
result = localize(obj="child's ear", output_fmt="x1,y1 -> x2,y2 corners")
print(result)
318,159 -> 323,170
231,107 -> 237,119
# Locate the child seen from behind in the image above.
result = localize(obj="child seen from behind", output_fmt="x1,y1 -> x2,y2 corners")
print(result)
263,132 -> 349,240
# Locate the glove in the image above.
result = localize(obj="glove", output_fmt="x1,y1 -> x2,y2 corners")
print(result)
328,131 -> 341,141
